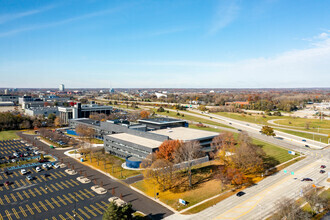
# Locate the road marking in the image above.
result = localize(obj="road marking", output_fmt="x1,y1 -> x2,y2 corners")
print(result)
10,193 -> 17,202
37,177 -> 43,183
58,214 -> 66,220
12,208 -> 20,219
5,210 -> 12,220
16,192 -> 24,200
57,196 -> 67,205
54,172 -> 62,178
14,172 -> 18,177
34,188 -> 42,196
20,179 -> 26,186
4,185 -> 9,190
215,160 -> 320,220
14,180 -> 21,188
50,184 -> 59,191
84,189 -> 95,197
19,206 -> 27,217
68,193 -> 78,202
51,174 -> 57,179
28,189 -> 36,197
61,182 -> 69,189
51,198 -> 61,207
55,182 -> 64,190
96,203 -> 107,211
40,186 -> 48,194
0,197 -> 4,205
78,208 -> 91,219
4,194 -> 11,203
84,206 -> 97,217
65,180 -> 74,187
65,212 -> 75,220
79,190 -> 90,198
32,202 -> 41,213
100,201 -> 108,206
23,190 -> 30,199
26,204 -> 34,215
90,205 -> 103,214
45,199 -> 55,209
52,217 -> 57,220
39,201 -> 48,211
62,194 -> 73,203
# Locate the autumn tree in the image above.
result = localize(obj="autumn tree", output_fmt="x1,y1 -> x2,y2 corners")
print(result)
156,140 -> 183,162
75,124 -> 96,142
174,140 -> 203,187
54,117 -> 62,127
140,110 -> 150,119
261,126 -> 276,136
211,132 -> 236,151
140,153 -> 157,169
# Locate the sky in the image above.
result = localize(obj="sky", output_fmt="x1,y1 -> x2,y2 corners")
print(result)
0,0 -> 330,88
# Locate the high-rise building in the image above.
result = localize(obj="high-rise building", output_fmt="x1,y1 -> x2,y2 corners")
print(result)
59,84 -> 65,91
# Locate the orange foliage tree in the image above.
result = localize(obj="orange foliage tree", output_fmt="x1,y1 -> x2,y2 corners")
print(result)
140,110 -> 150,119
156,140 -> 183,162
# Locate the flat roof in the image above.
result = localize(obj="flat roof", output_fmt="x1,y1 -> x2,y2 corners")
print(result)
138,117 -> 186,125
108,133 -> 162,149
71,118 -> 100,126
150,127 -> 219,141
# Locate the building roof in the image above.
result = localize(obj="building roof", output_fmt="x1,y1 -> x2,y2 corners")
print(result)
108,133 -> 162,149
138,117 -> 186,125
150,127 -> 218,141
70,118 -> 100,126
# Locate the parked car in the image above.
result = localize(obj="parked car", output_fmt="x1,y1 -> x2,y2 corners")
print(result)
42,164 -> 48,169
320,165 -> 326,169
236,191 -> 245,197
304,145 -> 310,148
301,178 -> 313,182
320,170 -> 325,174
53,164 -> 60,169
302,139 -> 306,142
4,181 -> 10,186
21,169 -> 27,175
47,164 -> 52,168
36,167 -> 42,172
26,175 -> 33,181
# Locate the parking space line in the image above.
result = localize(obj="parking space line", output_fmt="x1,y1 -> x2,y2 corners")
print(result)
32,202 -> 41,213
10,193 -> 17,202
79,190 -> 90,199
70,179 -> 79,186
16,192 -> 24,200
28,189 -> 36,197
20,179 -> 26,186
37,177 -> 43,183
34,188 -> 42,196
51,198 -> 61,207
4,185 -> 9,190
52,217 -> 57,220
78,208 -> 90,219
5,210 -> 12,220
22,190 -> 30,199
39,186 -> 48,194
51,174 -> 57,179
12,208 -> 20,219
39,201 -> 48,211
0,213 -> 2,220
62,194 -> 73,203
59,171 -> 67,177
55,182 -> 64,190
0,197 -> 4,205
10,184 -> 15,189
65,180 -> 74,187
84,189 -> 95,197
45,199 -> 55,209
100,201 -> 108,206
50,184 -> 59,191
54,172 -> 62,178
14,180 -> 21,188
61,182 -> 70,188
26,204 -> 34,215
75,192 -> 85,200
90,204 -> 103,214
96,203 -> 107,211
68,193 -> 78,202
57,196 -> 67,205
4,194 -> 11,203
84,206 -> 97,217
4,175 -> 8,179
13,172 -> 19,177
58,214 -> 66,220
18,206 -> 27,218
65,212 -> 74,220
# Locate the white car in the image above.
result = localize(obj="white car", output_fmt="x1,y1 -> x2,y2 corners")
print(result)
42,164 -> 48,169
47,164 -> 52,168
36,167 -> 42,172
13,153 -> 18,157
53,164 -> 60,169
34,151 -> 39,155
21,169 -> 27,175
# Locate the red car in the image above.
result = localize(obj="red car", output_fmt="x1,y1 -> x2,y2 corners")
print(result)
320,165 -> 326,169
4,181 -> 10,186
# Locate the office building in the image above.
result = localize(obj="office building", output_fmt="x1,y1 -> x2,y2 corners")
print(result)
59,84 -> 65,91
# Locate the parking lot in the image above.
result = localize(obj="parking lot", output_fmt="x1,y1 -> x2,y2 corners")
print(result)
0,140 -> 112,220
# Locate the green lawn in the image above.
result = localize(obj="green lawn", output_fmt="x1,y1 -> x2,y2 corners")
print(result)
275,128 -> 329,144
275,117 -> 330,130
0,130 -> 20,140
214,112 -> 285,125
153,109 -> 234,129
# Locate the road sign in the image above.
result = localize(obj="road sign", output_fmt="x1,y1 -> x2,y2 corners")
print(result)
179,199 -> 187,205
284,170 -> 287,173
291,171 -> 294,175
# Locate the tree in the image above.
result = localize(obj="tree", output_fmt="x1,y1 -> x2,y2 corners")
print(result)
174,141 -> 203,187
75,124 -> 96,142
260,126 -> 276,136
140,110 -> 150,119
54,117 -> 62,127
156,140 -> 183,162
103,202 -> 134,220
157,107 -> 165,112
302,186 -> 328,215
211,132 -> 236,151
48,113 -> 56,121
271,198 -> 311,220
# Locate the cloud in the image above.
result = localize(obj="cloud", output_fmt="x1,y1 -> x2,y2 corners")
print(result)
208,0 -> 240,34
0,4 -> 57,24
0,4 -> 128,37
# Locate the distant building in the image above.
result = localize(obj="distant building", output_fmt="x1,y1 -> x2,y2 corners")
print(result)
138,117 -> 188,130
59,84 -> 65,92
109,88 -> 115,93
155,92 -> 167,98
0,95 -> 19,104
225,101 -> 250,107
59,103 -> 113,124
25,107 -> 59,117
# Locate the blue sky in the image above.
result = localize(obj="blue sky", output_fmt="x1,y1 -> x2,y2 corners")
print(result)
1,0 -> 329,88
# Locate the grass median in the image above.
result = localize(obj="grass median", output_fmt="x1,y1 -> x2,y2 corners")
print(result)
0,130 -> 20,140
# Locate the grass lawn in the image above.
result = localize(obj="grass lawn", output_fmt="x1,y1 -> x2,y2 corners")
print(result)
83,155 -> 141,179
214,112 -> 285,125
275,118 -> 330,130
153,109 -> 234,129
0,130 -> 20,140
275,128 -> 329,144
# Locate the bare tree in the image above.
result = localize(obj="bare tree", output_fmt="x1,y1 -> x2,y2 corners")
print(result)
302,186 -> 328,215
174,140 -> 203,187
272,197 -> 311,220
